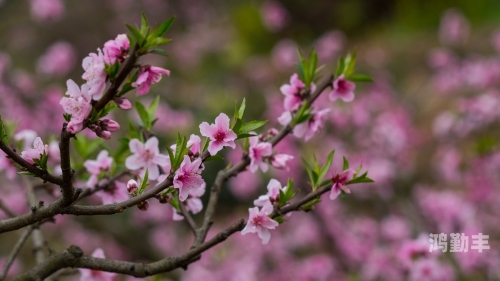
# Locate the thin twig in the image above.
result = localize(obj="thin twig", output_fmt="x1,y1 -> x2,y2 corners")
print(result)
0,226 -> 35,281
24,177 -> 47,265
179,202 -> 197,235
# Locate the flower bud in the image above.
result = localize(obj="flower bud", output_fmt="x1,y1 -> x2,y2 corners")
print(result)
67,121 -> 84,134
102,119 -> 120,132
127,179 -> 138,194
158,194 -> 170,204
114,98 -> 132,110
137,200 -> 149,211
100,130 -> 112,140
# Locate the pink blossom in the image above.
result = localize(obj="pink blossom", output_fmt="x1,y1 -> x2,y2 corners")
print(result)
126,179 -> 138,194
103,34 -> 130,64
253,178 -> 285,206
79,248 -> 117,281
37,41 -> 76,77
173,155 -> 205,202
114,98 -> 132,110
82,49 -> 107,100
125,137 -> 169,180
30,0 -> 64,22
292,107 -> 331,141
14,129 -> 37,150
439,9 -> 469,46
21,137 -> 48,164
60,80 -> 92,125
269,153 -> 294,170
260,1 -> 290,32
241,202 -> 279,245
280,73 -> 306,111
95,181 -> 129,205
187,134 -> 202,156
132,65 -> 170,96
67,121 -> 84,134
84,150 -> 113,188
330,168 -> 354,200
248,134 -> 272,173
199,113 -> 237,155
408,258 -> 453,281
329,74 -> 355,102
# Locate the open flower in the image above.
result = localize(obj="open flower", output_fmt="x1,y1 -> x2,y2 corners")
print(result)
21,137 -> 48,164
330,168 -> 355,200
173,155 -> 205,202
329,74 -> 355,102
293,107 -> 331,141
132,65 -> 170,96
95,180 -> 129,205
280,73 -> 306,111
82,49 -> 107,100
84,150 -> 113,188
199,113 -> 237,155
269,153 -> 294,170
248,134 -> 272,173
60,79 -> 92,124
103,34 -> 130,64
241,202 -> 279,245
125,137 -> 169,180
254,178 -> 285,206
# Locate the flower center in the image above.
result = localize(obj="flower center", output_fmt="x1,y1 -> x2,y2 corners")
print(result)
252,215 -> 264,226
214,131 -> 225,142
332,173 -> 347,185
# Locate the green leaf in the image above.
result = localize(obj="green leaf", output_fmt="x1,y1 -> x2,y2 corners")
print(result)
279,189 -> 287,206
126,24 -> 144,46
156,16 -> 175,37
348,74 -> 373,82
342,156 -> 349,170
105,61 -> 120,78
238,120 -> 268,134
301,198 -> 321,212
135,102 -> 150,129
148,49 -> 169,57
285,179 -> 294,199
232,118 -> 242,134
140,12 -> 149,36
147,37 -> 172,48
147,96 -> 160,120
118,82 -> 134,96
235,133 -> 256,140
169,194 -> 180,211
318,150 -> 335,185
165,146 -> 175,172
202,137 -> 210,153
204,155 -> 224,162
63,114 -> 71,122
174,133 -> 183,167
347,173 -> 375,184
295,113 -> 313,125
335,56 -> 345,77
238,98 -> 246,119
302,157 -> 318,188
344,50 -> 357,77
312,153 -> 320,173
138,169 -> 149,195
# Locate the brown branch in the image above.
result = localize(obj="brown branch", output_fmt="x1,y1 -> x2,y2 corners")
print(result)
59,128 -> 75,205
93,44 -> 140,111
0,174 -> 174,233
270,183 -> 332,218
0,198 -> 17,218
0,141 -> 62,185
193,74 -> 334,247
13,220 -> 245,280
12,245 -> 83,281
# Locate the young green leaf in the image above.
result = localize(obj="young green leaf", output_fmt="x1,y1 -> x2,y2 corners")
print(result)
148,49 -> 169,57
140,12 -> 149,36
348,74 -> 373,82
204,155 -> 224,162
238,120 -> 268,134
156,16 -> 175,37
135,102 -> 150,129
126,24 -> 144,46
342,156 -> 349,171
238,98 -> 246,119
318,150 -> 335,185
235,133 -> 257,140
147,96 -> 160,119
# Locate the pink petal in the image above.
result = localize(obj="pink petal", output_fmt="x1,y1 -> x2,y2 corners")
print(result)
199,122 -> 215,138
257,228 -> 271,244
214,113 -> 231,131
330,188 -> 341,200
128,139 -> 143,153
144,137 -> 159,153
147,164 -> 160,180
125,154 -> 143,170
208,141 -> 224,155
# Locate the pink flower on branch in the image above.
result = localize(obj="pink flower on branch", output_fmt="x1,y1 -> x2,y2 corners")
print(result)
125,137 -> 169,180
248,134 -> 272,173
79,248 -> 116,281
241,202 -> 279,245
199,113 -> 237,155
60,79 -> 92,124
103,34 -> 130,64
173,155 -> 205,202
82,49 -> 107,100
280,73 -> 307,111
330,168 -> 355,200
253,178 -> 285,207
84,150 -> 113,188
20,137 -> 48,164
269,153 -> 294,170
132,65 -> 170,96
95,181 -> 129,205
329,74 -> 355,102
289,107 -> 331,142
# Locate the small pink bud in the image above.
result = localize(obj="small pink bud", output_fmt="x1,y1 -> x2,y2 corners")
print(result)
127,179 -> 138,194
114,98 -> 132,110
137,200 -> 149,211
103,119 -> 120,132
67,121 -> 83,134
100,130 -> 112,140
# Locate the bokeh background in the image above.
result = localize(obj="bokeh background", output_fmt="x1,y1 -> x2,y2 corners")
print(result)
1,0 -> 500,280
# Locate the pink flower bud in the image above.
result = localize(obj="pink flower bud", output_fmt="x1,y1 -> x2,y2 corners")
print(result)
137,200 -> 149,211
100,130 -> 112,140
127,180 -> 138,194
114,98 -> 132,110
67,121 -> 84,134
103,119 -> 120,132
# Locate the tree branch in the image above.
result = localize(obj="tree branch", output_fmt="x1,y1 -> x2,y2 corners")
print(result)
59,128 -> 75,205
24,178 -> 47,265
193,74 -> 334,247
0,141 -> 62,185
179,202 -> 197,236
